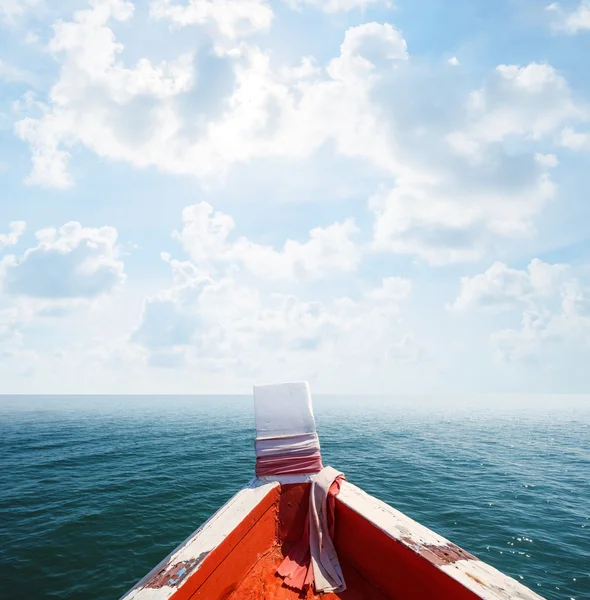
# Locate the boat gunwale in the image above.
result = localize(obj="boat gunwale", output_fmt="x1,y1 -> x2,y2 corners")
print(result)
120,480 -> 279,600
121,477 -> 546,600
337,481 -> 544,600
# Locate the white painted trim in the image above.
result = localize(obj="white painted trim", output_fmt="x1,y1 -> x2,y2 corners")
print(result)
120,481 -> 278,600
441,560 -> 546,600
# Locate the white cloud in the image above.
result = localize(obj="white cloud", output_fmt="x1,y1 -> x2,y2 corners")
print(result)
492,279 -> 590,360
0,0 -> 40,24
1,221 -> 125,301
132,294 -> 200,350
280,56 -> 322,81
149,0 -> 273,38
173,202 -> 361,280
47,1 -> 190,99
329,21 -> 407,81
15,18 -> 406,187
535,152 -> 559,167
173,203 -> 235,262
0,59 -> 38,87
133,262 -> 416,373
547,1 -> 590,34
447,56 -> 459,66
24,31 -> 39,44
450,259 -> 568,311
15,0 -> 194,188
0,306 -> 24,344
14,9 -> 585,269
0,221 -> 125,372
451,259 -> 590,360
369,61 -> 586,265
0,221 -> 26,249
560,126 -> 590,149
22,335 -> 150,386
285,0 -> 390,13
0,302 -> 43,380
447,63 -> 584,155
365,276 -> 412,302
131,204 -> 416,373
370,171 -> 555,266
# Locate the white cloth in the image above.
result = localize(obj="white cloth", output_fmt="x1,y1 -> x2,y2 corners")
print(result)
254,432 -> 320,457
309,466 -> 347,593
253,382 -> 323,477
253,382 -> 317,438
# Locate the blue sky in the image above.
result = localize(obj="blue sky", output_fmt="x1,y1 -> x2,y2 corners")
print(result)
1,0 -> 590,394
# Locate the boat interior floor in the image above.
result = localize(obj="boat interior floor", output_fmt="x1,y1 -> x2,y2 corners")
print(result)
228,546 -> 389,600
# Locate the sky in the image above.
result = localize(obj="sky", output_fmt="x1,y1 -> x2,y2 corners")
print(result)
1,0 -> 590,395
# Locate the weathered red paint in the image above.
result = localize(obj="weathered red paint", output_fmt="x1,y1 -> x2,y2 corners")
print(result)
165,485 -> 280,600
187,504 -> 277,599
277,482 -> 310,548
229,547 -> 391,600
188,482 -> 483,599
130,482 -> 533,599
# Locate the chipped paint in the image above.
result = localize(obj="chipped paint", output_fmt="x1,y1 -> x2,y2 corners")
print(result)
121,481 -> 279,600
400,539 -> 478,566
146,555 -> 207,589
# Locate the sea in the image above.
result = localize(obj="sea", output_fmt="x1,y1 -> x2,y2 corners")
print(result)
0,395 -> 588,600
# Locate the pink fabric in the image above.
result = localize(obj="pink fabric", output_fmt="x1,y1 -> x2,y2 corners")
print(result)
326,477 -> 343,538
255,451 -> 323,477
276,514 -> 313,589
276,473 -> 346,592
254,432 -> 322,477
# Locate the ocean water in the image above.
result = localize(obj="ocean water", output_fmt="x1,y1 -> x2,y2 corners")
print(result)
0,396 -> 588,600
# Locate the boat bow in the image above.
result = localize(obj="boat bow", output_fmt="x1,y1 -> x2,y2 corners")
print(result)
121,382 -> 545,600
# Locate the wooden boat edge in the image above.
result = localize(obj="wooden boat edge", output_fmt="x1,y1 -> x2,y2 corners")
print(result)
121,477 -> 544,600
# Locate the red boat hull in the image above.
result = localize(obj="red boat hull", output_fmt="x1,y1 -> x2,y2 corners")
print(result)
122,478 -> 543,600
